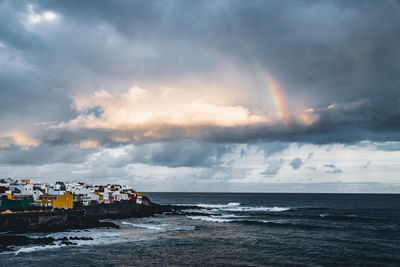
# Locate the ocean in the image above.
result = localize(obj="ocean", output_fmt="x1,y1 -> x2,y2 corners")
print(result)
1,193 -> 399,266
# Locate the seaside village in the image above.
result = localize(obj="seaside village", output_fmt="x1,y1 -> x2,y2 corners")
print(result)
0,178 -> 143,210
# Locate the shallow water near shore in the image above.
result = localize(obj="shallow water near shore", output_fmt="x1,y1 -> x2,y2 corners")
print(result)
1,193 -> 400,266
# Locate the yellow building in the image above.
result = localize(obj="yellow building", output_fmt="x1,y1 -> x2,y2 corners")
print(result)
52,191 -> 74,209
37,191 -> 74,209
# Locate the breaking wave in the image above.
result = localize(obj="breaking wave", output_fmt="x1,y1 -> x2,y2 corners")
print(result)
186,216 -> 234,223
320,214 -> 359,219
182,202 -> 292,213
192,202 -> 242,209
121,221 -> 195,231
11,228 -> 132,255
122,222 -> 166,230
210,214 -> 247,218
14,244 -> 64,255
222,206 -> 291,212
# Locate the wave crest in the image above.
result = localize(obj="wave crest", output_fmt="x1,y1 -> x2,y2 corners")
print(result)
223,206 -> 291,212
186,216 -> 234,223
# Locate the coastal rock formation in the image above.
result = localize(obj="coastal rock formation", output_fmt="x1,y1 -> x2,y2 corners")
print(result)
79,197 -> 200,219
0,210 -> 118,233
0,196 -> 199,234
80,197 -> 168,219
0,235 -> 56,252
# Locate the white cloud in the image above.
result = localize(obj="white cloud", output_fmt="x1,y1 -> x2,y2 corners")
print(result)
24,4 -> 59,30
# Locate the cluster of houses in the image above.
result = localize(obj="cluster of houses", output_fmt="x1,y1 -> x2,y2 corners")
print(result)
0,178 -> 143,210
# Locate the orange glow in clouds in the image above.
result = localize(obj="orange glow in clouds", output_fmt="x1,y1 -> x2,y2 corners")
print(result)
56,80 -> 318,142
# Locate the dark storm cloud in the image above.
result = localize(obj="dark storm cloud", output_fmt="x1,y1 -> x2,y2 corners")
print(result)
1,0 -> 400,152
197,99 -> 400,144
0,145 -> 90,165
131,140 -> 234,168
0,138 -> 233,169
32,0 -> 400,107
372,142 -> 400,151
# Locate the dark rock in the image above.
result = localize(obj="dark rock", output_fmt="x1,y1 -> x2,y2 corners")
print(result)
97,221 -> 120,228
60,240 -> 77,245
78,199 -> 202,220
0,235 -> 56,251
32,237 -> 55,246
0,209 -> 118,233
69,236 -> 93,240
0,244 -> 13,252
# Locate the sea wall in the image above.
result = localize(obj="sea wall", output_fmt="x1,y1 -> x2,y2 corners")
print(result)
0,210 -> 116,233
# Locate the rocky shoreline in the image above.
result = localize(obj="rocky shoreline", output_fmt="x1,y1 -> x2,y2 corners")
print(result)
0,235 -> 95,252
0,196 -> 201,252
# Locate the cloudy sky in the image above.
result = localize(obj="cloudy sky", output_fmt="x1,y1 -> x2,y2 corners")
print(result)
1,0 -> 400,192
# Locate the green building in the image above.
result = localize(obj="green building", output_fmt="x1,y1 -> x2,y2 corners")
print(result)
1,197 -> 34,209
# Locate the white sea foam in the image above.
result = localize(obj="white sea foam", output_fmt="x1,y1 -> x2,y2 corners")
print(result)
46,229 -> 122,241
187,215 -> 293,225
12,227 -> 147,254
15,244 -> 63,255
186,215 -> 233,223
222,206 -> 291,212
167,226 -> 196,231
181,202 -> 290,212
122,221 -> 196,232
192,202 -> 242,209
14,230 -> 124,254
8,219 -> 192,255
210,214 -> 247,218
121,221 -> 166,230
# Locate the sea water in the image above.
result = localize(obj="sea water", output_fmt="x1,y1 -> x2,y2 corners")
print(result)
1,193 -> 399,266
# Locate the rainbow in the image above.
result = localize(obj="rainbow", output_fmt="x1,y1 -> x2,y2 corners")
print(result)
261,73 -> 289,123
